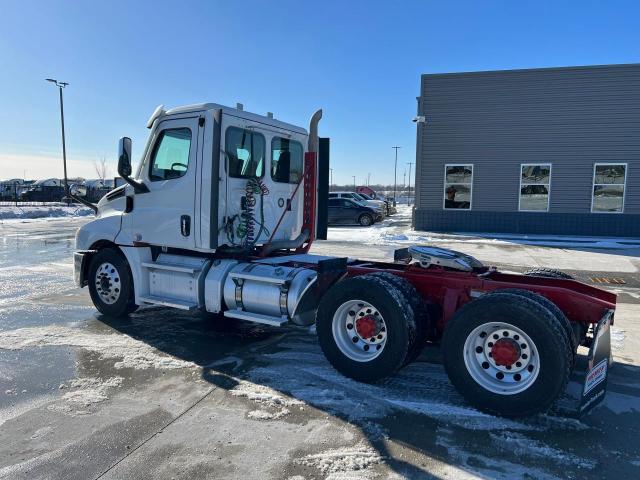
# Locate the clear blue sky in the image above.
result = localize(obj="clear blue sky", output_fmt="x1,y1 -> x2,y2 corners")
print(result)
1,0 -> 639,184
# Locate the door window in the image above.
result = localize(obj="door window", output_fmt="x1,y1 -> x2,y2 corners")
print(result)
225,127 -> 265,178
149,128 -> 192,181
271,137 -> 303,183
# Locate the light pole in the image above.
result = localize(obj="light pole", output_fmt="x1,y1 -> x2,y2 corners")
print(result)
406,162 -> 414,206
392,146 -> 401,200
367,172 -> 371,187
329,168 -> 334,186
352,175 -> 356,192
46,78 -> 70,201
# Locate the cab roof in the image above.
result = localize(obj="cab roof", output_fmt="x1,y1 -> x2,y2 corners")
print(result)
163,103 -> 308,135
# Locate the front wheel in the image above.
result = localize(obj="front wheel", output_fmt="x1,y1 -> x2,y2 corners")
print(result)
442,292 -> 572,417
88,248 -> 137,317
358,214 -> 373,226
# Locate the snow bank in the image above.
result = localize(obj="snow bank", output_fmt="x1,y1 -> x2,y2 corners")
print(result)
0,206 -> 93,220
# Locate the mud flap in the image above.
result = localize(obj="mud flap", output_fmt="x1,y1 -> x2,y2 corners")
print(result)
557,310 -> 613,417
577,310 -> 613,415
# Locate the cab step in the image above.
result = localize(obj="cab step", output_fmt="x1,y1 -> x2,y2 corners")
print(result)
223,310 -> 288,327
141,261 -> 202,274
139,295 -> 198,310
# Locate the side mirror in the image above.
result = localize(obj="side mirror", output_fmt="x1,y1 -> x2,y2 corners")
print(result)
70,184 -> 87,197
118,137 -> 133,177
116,136 -> 149,194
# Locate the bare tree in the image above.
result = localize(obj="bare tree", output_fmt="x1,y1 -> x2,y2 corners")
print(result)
94,157 -> 109,183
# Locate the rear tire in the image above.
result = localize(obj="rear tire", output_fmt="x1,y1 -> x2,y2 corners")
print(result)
316,275 -> 415,382
524,268 -> 574,280
442,292 -> 572,417
366,272 -> 429,364
88,248 -> 137,317
497,288 -> 576,355
358,214 -> 373,226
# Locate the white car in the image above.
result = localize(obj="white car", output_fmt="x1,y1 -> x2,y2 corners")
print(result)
328,192 -> 386,217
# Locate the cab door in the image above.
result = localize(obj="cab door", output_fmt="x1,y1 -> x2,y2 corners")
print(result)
121,115 -> 201,249
218,114 -> 305,248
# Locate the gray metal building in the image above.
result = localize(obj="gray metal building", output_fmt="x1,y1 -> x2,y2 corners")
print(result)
413,63 -> 640,237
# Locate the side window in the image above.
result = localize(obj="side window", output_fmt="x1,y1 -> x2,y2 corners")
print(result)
520,164 -> 551,211
328,198 -> 340,207
592,164 -> 626,213
225,127 -> 265,178
271,137 -> 303,183
444,164 -> 473,209
149,128 -> 192,181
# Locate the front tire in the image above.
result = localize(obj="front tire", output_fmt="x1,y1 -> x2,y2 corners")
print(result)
442,292 -> 571,417
88,248 -> 137,317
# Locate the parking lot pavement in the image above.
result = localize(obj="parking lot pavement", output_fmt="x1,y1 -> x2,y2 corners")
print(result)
0,217 -> 639,479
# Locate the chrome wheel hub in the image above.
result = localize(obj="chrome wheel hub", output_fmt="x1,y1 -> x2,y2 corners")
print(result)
463,322 -> 540,395
94,262 -> 121,305
332,299 -> 387,362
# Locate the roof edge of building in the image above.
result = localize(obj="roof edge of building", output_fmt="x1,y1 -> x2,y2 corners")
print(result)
421,62 -> 640,79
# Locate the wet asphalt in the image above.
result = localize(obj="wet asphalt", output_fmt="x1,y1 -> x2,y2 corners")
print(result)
0,216 -> 639,479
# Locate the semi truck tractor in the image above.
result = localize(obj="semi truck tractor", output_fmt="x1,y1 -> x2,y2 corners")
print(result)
73,102 -> 615,417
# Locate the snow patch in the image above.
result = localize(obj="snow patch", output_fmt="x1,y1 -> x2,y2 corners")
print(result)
489,431 -> 596,469
48,376 -> 124,415
230,380 -> 303,419
61,376 -> 123,407
297,443 -> 382,478
0,325 -> 192,371
611,327 -> 626,351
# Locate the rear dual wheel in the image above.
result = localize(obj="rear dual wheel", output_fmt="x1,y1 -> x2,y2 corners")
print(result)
442,292 -> 572,416
316,274 -> 420,382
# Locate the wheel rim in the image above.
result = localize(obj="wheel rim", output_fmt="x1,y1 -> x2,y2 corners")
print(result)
361,216 -> 371,226
332,299 -> 387,362
94,262 -> 121,305
463,322 -> 540,395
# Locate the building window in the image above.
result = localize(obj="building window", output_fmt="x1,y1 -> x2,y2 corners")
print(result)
444,164 -> 472,209
592,164 -> 626,213
519,164 -> 551,212
225,127 -> 265,178
271,137 -> 303,183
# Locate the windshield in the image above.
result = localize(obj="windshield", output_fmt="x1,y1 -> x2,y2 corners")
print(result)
359,193 -> 373,200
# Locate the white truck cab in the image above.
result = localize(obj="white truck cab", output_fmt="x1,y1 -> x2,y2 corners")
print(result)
75,103 -> 325,324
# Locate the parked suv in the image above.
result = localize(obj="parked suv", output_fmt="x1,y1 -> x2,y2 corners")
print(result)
329,192 -> 386,218
328,198 -> 380,226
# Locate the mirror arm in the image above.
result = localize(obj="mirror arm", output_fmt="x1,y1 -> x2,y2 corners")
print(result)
70,194 -> 98,213
122,176 -> 149,194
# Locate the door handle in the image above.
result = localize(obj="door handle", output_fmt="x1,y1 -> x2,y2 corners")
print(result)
180,215 -> 191,237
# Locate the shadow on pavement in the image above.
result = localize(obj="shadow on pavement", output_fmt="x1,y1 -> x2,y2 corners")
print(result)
96,307 -> 640,479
